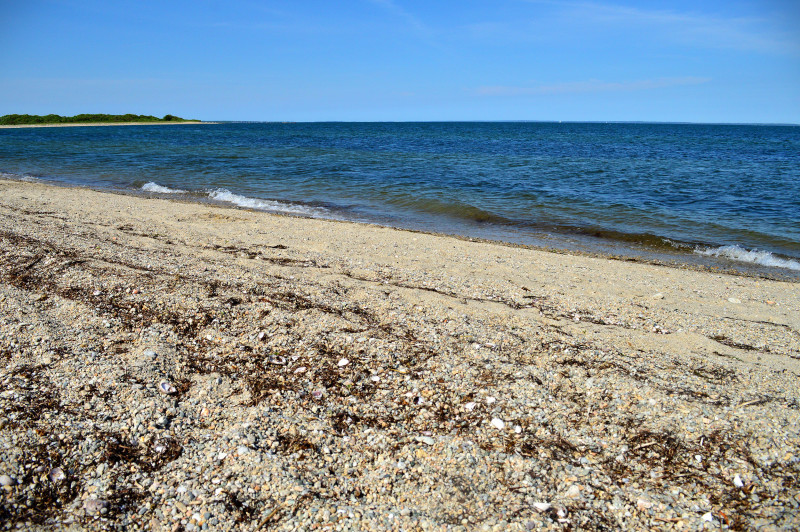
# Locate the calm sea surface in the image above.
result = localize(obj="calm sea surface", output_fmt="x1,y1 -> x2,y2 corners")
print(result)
2,122 -> 799,278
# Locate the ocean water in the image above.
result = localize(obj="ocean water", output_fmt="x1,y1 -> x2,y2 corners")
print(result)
1,121 -> 799,278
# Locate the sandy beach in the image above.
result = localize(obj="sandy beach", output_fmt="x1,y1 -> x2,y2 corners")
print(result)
0,177 -> 798,530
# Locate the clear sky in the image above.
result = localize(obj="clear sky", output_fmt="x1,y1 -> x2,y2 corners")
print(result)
1,0 -> 798,123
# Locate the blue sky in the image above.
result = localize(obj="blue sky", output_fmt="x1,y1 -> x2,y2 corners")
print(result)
1,0 -> 798,122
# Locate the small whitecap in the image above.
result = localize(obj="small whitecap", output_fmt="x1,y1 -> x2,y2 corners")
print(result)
142,182 -> 186,194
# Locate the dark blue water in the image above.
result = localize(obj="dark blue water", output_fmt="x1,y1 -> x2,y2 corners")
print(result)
2,122 -> 799,277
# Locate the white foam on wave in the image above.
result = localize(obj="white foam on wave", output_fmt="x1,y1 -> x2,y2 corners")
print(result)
208,188 -> 327,217
142,182 -> 186,194
696,244 -> 800,271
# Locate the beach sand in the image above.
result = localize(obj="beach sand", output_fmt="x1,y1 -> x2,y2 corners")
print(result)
1,177 -> 798,530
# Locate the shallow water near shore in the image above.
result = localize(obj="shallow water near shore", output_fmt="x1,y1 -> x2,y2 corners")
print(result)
1,121 -> 798,279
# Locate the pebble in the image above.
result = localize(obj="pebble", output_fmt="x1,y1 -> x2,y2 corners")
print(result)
338,358 -> 349,367
0,474 -> 14,487
83,498 -> 108,514
490,418 -> 505,430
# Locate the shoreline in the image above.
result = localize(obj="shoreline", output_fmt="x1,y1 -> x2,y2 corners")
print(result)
0,121 -> 210,129
1,178 -> 798,530
8,174 -> 800,282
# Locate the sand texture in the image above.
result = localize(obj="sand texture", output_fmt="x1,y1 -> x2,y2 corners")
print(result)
0,178 -> 798,530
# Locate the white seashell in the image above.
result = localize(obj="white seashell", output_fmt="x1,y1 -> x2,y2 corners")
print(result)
370,375 -> 380,382
702,512 -> 714,522
490,418 -> 505,430
158,381 -> 177,395
268,355 -> 286,365
338,358 -> 349,367
48,467 -> 65,483
464,402 -> 476,411
294,366 -> 307,374
734,474 -> 744,488
486,396 -> 496,404
514,425 -> 522,434
533,502 -> 551,513
415,436 -> 435,445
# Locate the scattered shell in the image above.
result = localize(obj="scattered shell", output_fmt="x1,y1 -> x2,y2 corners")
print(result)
415,436 -> 435,445
514,425 -> 522,434
158,381 -> 177,395
533,502 -> 551,513
312,390 -> 325,399
268,355 -> 286,365
83,498 -> 108,514
370,375 -> 380,382
257,331 -> 267,341
734,474 -> 744,488
728,297 -> 741,304
237,445 -> 251,456
485,396 -> 496,404
48,467 -> 65,483
143,349 -> 157,359
464,402 -> 477,411
565,484 -> 582,499
652,293 -> 664,300
702,512 -> 714,522
293,366 -> 307,374
338,358 -> 349,367
636,498 -> 653,510
490,418 -> 505,430
0,474 -> 14,487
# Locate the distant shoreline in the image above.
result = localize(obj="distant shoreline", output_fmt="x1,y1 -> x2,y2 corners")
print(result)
0,121 -> 211,129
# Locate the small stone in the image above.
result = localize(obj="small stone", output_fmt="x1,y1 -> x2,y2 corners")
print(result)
486,396 -> 496,404
734,474 -> 744,488
652,293 -> 664,300
490,418 -> 505,430
415,436 -> 435,445
565,484 -> 581,499
464,402 -> 476,411
728,297 -> 741,304
294,366 -> 307,374
338,358 -> 349,367
143,349 -> 158,359
702,512 -> 714,522
83,498 -> 108,514
0,475 -> 14,487
636,498 -> 653,510
237,446 -> 251,456
48,467 -> 65,483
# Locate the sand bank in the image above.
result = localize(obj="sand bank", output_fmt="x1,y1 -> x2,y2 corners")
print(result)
1,178 -> 798,530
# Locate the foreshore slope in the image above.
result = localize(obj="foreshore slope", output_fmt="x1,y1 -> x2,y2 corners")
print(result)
1,178 -> 798,530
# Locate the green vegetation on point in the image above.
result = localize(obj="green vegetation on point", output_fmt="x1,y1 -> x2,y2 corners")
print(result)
0,114 -> 198,125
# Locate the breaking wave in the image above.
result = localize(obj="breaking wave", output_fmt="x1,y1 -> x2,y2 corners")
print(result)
695,245 -> 800,271
142,182 -> 186,194
208,188 -> 328,217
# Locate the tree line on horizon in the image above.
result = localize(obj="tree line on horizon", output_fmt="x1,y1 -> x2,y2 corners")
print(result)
0,113 -> 196,125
